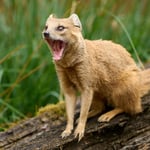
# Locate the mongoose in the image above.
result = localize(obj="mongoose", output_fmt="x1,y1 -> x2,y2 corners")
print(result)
42,14 -> 150,141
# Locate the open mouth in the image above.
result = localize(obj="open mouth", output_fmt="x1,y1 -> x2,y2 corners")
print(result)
45,38 -> 66,61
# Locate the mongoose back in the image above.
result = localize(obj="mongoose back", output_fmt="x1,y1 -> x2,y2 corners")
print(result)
42,14 -> 150,141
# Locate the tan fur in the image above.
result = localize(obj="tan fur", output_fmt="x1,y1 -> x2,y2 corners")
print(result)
42,14 -> 150,141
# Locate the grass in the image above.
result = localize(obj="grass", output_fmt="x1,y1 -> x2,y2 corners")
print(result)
0,0 -> 150,128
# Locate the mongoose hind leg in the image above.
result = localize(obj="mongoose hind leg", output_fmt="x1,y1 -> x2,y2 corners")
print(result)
88,94 -> 105,119
88,109 -> 102,118
98,108 -> 124,122
98,74 -> 143,122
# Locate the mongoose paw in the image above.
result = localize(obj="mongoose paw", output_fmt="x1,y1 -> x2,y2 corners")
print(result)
61,129 -> 72,138
98,114 -> 112,122
98,108 -> 123,122
74,125 -> 85,142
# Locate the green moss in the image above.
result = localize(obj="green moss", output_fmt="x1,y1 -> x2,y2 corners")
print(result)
37,100 -> 66,118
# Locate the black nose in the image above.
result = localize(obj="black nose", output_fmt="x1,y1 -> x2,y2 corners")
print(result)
43,31 -> 50,38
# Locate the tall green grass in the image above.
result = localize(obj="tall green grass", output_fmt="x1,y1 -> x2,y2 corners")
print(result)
0,0 -> 150,128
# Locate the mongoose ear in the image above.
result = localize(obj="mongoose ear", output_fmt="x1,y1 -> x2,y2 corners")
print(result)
69,14 -> 82,30
48,14 -> 56,19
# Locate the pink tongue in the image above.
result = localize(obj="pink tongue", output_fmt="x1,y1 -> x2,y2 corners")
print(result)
53,41 -> 65,61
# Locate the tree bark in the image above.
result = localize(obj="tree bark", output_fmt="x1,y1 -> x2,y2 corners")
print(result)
0,94 -> 150,150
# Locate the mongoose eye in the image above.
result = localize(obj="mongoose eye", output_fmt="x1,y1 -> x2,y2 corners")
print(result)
56,25 -> 65,31
45,25 -> 48,30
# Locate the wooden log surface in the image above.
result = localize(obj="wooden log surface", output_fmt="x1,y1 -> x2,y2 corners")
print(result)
0,93 -> 150,150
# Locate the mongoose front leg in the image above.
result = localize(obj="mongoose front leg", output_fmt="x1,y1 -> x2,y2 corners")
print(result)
74,89 -> 93,141
61,90 -> 76,138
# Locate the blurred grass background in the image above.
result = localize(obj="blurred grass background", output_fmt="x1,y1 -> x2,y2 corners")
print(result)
0,0 -> 150,129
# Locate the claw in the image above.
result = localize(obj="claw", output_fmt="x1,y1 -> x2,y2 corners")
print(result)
74,132 -> 84,142
74,126 -> 85,142
98,114 -> 111,122
61,129 -> 72,138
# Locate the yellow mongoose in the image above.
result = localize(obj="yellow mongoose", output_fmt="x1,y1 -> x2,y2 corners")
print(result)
42,14 -> 150,141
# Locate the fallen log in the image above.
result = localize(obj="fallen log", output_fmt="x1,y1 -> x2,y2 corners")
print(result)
0,93 -> 150,150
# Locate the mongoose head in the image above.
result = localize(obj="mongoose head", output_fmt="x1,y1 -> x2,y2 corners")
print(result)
42,14 -> 82,61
